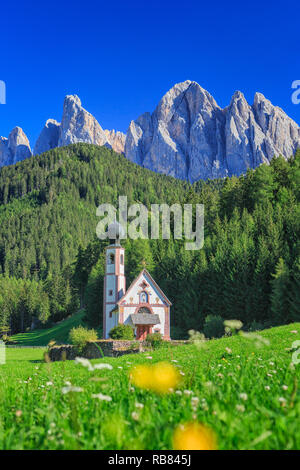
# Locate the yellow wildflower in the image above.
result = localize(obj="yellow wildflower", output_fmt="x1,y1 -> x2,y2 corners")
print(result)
130,362 -> 180,394
130,365 -> 152,390
173,422 -> 217,450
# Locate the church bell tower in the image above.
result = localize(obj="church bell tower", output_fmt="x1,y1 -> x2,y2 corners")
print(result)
103,223 -> 126,339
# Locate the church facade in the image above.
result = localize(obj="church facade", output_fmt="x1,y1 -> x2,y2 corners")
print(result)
103,243 -> 171,340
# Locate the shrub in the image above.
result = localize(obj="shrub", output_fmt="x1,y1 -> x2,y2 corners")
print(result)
69,326 -> 98,353
109,323 -> 134,340
145,332 -> 164,349
203,315 -> 224,339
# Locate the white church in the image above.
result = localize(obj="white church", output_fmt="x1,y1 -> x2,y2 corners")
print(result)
103,230 -> 171,341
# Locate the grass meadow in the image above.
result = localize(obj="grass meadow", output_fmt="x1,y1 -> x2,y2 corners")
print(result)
0,323 -> 300,450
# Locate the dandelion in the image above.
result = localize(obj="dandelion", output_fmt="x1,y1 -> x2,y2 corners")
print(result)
152,362 -> 181,394
91,393 -> 112,401
61,386 -> 83,394
173,422 -> 217,450
130,365 -> 152,390
239,393 -> 248,401
130,362 -> 180,394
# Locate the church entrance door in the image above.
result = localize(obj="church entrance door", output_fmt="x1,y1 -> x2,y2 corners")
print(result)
136,325 -> 150,340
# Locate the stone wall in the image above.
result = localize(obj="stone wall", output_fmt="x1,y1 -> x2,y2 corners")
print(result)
48,339 -> 189,362
49,340 -> 142,362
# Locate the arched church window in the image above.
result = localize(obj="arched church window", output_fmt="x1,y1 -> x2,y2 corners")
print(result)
138,306 -> 151,314
140,291 -> 148,303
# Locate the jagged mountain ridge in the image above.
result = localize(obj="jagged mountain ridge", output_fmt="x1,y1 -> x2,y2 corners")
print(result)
0,95 -> 126,167
125,81 -> 300,181
0,80 -> 299,181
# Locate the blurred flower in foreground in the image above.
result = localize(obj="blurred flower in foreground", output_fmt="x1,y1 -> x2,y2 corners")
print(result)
173,422 -> 217,450
130,362 -> 180,394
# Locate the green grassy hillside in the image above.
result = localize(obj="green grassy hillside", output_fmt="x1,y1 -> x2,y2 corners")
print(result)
1,323 -> 300,450
10,310 -> 88,346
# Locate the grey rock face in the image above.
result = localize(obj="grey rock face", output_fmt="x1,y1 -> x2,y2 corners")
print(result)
58,95 -> 109,148
0,127 -> 32,166
125,81 -> 300,181
33,119 -> 60,155
33,97 -> 126,156
104,129 -> 126,154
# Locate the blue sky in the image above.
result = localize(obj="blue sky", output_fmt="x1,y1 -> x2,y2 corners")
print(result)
0,0 -> 299,146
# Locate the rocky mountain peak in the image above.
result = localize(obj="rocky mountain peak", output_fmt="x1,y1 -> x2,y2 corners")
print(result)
0,126 -> 32,166
125,80 -> 300,181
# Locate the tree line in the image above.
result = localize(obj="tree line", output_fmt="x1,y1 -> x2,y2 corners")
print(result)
0,143 -> 299,336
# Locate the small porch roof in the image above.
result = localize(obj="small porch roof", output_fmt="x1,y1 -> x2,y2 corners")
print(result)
130,313 -> 161,325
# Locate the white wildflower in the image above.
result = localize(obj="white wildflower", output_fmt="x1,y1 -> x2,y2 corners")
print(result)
93,363 -> 113,370
239,393 -> 248,401
265,386 -> 270,391
92,393 -> 112,401
282,385 -> 288,391
135,402 -> 144,409
62,386 -> 83,394
75,357 -> 94,371
236,404 -> 245,412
